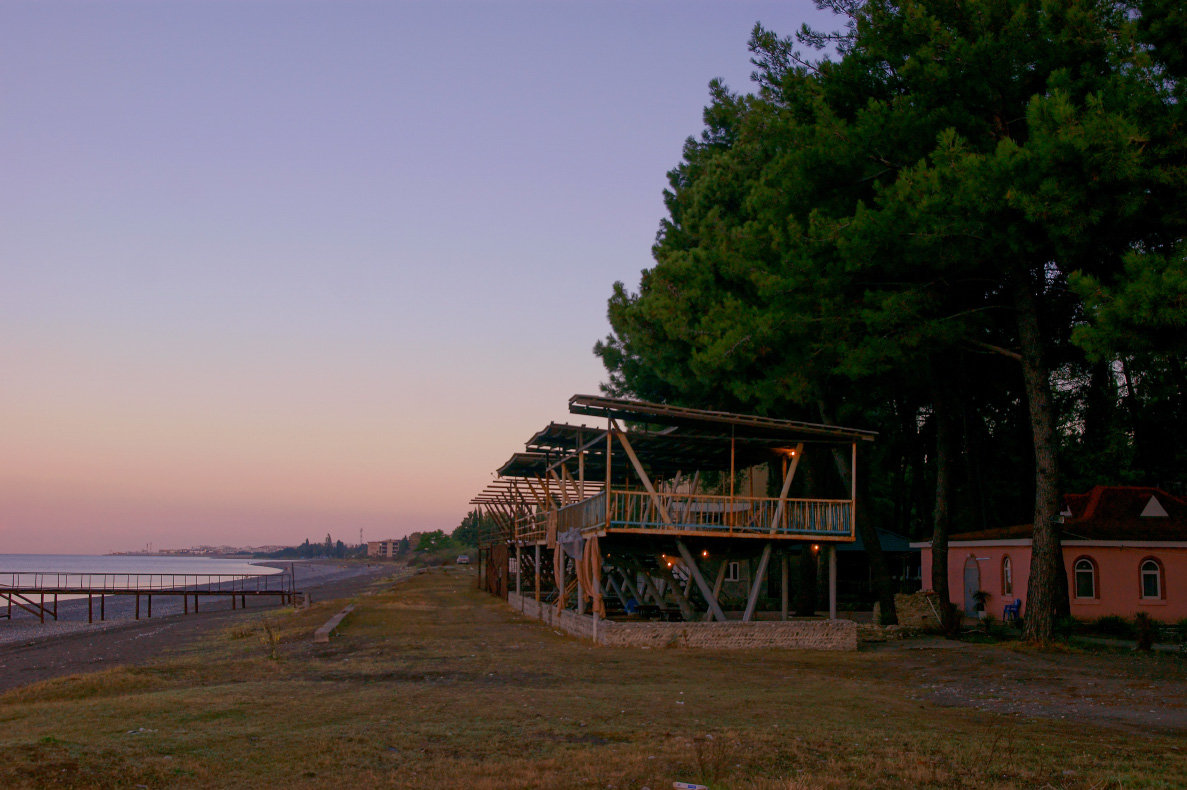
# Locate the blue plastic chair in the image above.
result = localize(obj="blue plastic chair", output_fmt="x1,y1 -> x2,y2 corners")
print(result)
1002,599 -> 1022,621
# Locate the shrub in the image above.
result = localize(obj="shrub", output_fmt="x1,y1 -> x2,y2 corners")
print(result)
1055,615 -> 1082,640
1092,615 -> 1135,640
980,612 -> 995,635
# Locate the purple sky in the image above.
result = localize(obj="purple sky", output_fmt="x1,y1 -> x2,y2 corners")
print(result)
1,0 -> 838,553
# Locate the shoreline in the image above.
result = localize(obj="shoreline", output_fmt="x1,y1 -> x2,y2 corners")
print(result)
0,560 -> 407,693
0,560 -> 397,649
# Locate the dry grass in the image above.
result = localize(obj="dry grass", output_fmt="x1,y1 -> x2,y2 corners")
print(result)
0,567 -> 1182,789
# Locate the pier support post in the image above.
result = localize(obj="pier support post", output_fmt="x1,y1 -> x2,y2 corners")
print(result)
135,593 -> 140,620
101,594 -> 105,621
147,594 -> 152,618
88,595 -> 93,624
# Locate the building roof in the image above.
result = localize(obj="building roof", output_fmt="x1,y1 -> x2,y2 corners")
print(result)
944,486 -> 1187,543
568,395 -> 877,443
517,421 -> 811,482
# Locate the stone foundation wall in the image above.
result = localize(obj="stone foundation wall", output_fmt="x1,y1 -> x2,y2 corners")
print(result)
506,592 -> 856,651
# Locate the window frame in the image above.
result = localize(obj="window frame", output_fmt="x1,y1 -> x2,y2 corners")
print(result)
1073,556 -> 1098,600
1001,555 -> 1013,596
725,561 -> 741,582
1139,557 -> 1164,601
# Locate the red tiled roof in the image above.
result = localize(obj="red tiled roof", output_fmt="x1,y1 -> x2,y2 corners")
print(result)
1061,486 -> 1186,541
948,486 -> 1187,543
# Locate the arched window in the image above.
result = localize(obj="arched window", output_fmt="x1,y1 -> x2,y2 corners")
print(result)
1140,558 -> 1163,600
1074,557 -> 1097,599
1001,555 -> 1013,596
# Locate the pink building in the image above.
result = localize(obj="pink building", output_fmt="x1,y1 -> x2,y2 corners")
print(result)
913,486 -> 1187,622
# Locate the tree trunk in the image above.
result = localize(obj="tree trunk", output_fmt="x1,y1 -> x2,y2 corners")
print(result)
1014,277 -> 1066,643
931,383 -> 955,611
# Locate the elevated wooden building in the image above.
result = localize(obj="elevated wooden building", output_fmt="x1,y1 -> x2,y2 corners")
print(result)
471,395 -> 874,626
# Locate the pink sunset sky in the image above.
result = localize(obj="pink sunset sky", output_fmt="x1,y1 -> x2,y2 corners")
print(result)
1,1 -> 837,554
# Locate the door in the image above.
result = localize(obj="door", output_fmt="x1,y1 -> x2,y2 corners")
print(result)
963,556 -> 980,613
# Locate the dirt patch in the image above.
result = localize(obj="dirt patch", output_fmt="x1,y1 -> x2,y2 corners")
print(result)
867,637 -> 1187,735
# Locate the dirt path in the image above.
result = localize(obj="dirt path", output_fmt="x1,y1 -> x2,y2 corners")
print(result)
0,561 -> 402,692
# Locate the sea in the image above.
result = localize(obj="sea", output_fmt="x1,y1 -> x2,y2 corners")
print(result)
0,554 -> 281,576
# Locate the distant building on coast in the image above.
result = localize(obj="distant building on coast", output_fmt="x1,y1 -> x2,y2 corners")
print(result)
367,539 -> 403,558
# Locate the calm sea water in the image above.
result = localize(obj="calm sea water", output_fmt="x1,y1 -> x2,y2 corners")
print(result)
0,554 -> 281,577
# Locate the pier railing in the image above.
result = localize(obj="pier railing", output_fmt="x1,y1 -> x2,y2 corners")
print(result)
0,571 -> 292,594
0,568 -> 299,625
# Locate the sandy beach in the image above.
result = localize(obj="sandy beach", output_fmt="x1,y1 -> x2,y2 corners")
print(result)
0,560 -> 403,692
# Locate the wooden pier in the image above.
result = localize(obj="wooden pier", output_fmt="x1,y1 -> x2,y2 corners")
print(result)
0,567 -> 300,624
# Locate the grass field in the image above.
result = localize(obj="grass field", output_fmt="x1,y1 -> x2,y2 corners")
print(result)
0,568 -> 1182,789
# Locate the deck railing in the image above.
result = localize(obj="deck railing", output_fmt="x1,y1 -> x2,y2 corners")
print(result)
610,490 -> 851,536
511,489 -> 851,541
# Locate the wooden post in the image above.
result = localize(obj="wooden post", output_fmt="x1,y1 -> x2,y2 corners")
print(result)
651,558 -> 695,621
135,593 -> 140,620
770,444 -> 804,534
614,421 -> 672,525
515,542 -> 522,597
195,594 -> 199,613
40,592 -> 44,624
828,544 -> 837,620
185,594 -> 189,614
557,546 -> 566,611
534,543 -> 541,603
743,543 -> 773,622
781,553 -> 789,621
147,594 -> 152,618
729,428 -> 736,531
605,425 -> 613,531
703,559 -> 728,622
850,442 -> 858,537
675,540 -> 727,622
88,594 -> 93,624
577,429 -> 585,500
101,594 -> 105,621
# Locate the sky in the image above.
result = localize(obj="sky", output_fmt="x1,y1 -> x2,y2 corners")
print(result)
1,0 -> 838,554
